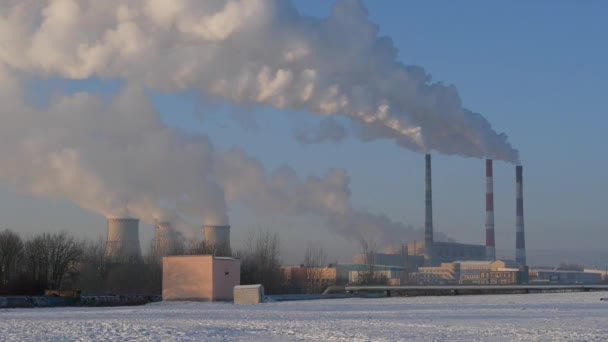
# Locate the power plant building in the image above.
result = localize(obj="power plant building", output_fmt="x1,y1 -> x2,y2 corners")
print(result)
407,240 -> 486,266
407,154 -> 487,266
403,154 -> 529,285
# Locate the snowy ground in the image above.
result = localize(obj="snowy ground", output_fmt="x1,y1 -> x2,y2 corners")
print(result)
1,291 -> 607,341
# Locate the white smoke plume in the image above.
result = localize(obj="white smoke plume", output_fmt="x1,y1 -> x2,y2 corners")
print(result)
0,0 -> 518,162
0,65 -> 428,243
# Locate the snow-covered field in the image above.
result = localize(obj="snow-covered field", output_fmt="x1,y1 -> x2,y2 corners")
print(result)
1,291 -> 607,341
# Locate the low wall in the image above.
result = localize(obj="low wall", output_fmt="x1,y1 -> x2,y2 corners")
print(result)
78,295 -> 161,307
0,295 -> 161,309
327,284 -> 608,297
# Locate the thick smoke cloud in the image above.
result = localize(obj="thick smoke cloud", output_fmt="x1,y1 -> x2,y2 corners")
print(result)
0,66 -> 428,243
0,76 -> 228,225
0,0 -> 518,162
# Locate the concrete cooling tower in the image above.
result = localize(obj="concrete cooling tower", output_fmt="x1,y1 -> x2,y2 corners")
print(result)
155,221 -> 173,252
202,225 -> 231,255
105,218 -> 142,261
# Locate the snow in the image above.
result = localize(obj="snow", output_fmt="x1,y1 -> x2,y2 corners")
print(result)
1,291 -> 607,341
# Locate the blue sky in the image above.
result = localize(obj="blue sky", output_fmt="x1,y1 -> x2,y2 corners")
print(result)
2,1 -> 607,264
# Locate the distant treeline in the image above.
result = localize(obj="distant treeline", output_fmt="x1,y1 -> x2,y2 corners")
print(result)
0,228 -> 289,296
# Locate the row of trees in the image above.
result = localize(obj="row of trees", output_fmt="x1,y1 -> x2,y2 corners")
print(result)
1,227 -> 390,296
0,230 -> 82,295
0,228 -> 290,296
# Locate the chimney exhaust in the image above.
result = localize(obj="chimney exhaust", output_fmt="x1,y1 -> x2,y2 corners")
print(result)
425,154 -> 433,245
515,165 -> 526,266
485,159 -> 496,261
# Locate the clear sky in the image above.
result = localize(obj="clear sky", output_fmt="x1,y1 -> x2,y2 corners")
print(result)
1,1 -> 606,265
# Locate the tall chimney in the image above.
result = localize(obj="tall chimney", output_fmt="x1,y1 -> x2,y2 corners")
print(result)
425,154 -> 433,245
515,165 -> 527,266
485,159 -> 496,261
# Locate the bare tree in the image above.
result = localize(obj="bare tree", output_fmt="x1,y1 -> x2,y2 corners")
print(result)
237,229 -> 284,294
76,238 -> 108,295
148,233 -> 187,266
0,229 -> 23,286
303,242 -> 327,294
23,232 -> 83,290
357,235 -> 387,285
185,239 -> 230,257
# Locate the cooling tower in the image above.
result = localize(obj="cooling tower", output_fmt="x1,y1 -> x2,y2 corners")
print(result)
105,218 -> 142,261
515,165 -> 527,266
485,159 -> 496,261
202,225 -> 231,254
424,154 -> 433,244
155,221 -> 173,253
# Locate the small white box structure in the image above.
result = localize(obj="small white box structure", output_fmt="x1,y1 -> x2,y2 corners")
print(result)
162,255 -> 240,302
233,284 -> 265,304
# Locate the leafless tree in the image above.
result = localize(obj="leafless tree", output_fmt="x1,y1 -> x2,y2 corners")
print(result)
237,229 -> 284,294
0,229 -> 23,286
76,238 -> 108,295
303,242 -> 327,294
22,231 -> 83,290
357,235 -> 387,285
148,233 -> 187,267
185,239 -> 230,257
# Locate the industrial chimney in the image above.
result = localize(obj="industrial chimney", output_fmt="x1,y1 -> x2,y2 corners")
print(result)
424,154 -> 433,245
485,159 -> 496,261
202,225 -> 231,256
515,165 -> 527,266
105,218 -> 142,261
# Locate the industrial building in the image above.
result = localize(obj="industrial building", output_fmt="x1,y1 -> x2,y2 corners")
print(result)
351,253 -> 405,268
415,260 -> 520,285
405,154 -> 487,266
529,269 -> 602,285
406,240 -> 486,266
404,155 -> 528,275
162,255 -> 240,301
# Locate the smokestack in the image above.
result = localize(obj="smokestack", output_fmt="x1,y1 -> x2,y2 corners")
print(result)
425,154 -> 433,245
485,159 -> 496,261
202,225 -> 231,256
105,218 -> 142,261
515,165 -> 527,266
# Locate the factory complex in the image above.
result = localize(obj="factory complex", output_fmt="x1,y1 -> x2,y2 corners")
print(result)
98,154 -> 604,300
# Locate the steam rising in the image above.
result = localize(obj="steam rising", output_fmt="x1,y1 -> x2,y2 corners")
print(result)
0,0 -> 518,162
0,0 -> 516,243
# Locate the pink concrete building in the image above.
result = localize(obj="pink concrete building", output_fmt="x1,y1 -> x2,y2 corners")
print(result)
162,255 -> 240,301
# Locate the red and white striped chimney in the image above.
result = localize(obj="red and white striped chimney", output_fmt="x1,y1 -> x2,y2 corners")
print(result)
515,165 -> 527,266
485,159 -> 496,261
